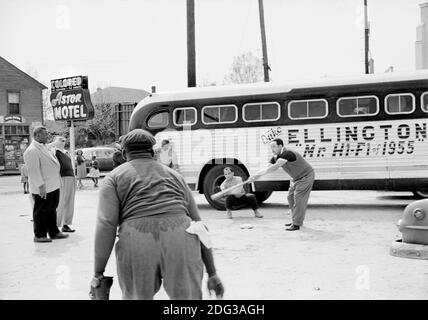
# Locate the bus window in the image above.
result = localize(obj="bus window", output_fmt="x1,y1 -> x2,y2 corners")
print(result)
173,107 -> 197,126
288,99 -> 328,120
385,93 -> 415,114
243,102 -> 280,122
421,92 -> 428,112
337,96 -> 378,117
147,111 -> 169,128
202,105 -> 237,124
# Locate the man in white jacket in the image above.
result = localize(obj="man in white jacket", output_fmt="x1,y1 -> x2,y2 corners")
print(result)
23,126 -> 69,243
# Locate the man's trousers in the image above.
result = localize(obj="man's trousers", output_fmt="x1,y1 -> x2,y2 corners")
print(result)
32,189 -> 60,238
287,170 -> 315,226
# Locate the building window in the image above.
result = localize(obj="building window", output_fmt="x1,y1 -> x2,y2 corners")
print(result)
147,111 -> 169,128
385,93 -> 415,114
243,102 -> 280,122
7,92 -> 20,115
288,99 -> 328,120
173,107 -> 197,126
202,105 -> 237,124
337,95 -> 378,117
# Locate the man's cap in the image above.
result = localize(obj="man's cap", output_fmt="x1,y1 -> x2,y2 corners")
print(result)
122,129 -> 156,151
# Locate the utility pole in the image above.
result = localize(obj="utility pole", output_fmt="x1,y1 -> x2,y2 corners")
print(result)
258,0 -> 270,82
187,0 -> 196,87
364,0 -> 370,74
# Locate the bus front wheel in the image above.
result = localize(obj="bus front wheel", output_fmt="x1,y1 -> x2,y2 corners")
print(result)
203,164 -> 248,211
413,191 -> 428,199
254,191 -> 272,204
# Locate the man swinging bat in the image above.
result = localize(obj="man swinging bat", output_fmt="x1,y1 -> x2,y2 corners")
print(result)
248,138 -> 315,231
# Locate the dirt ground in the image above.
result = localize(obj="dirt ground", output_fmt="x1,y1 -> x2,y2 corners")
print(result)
1,175 -> 427,300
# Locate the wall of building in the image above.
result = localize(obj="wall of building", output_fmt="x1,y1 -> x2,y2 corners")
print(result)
0,58 -> 45,172
0,88 -> 43,125
416,3 -> 428,69
0,59 -> 44,126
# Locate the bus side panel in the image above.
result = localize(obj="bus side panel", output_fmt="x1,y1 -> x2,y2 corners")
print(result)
256,119 -> 428,191
387,118 -> 428,191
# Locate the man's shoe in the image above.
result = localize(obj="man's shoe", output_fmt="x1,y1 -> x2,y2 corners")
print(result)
227,211 -> 233,219
285,223 -> 292,227
62,225 -> 75,233
254,210 -> 263,218
285,225 -> 300,231
51,232 -> 69,239
34,237 -> 52,243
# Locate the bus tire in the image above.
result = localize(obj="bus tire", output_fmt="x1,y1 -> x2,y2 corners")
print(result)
203,164 -> 248,211
254,191 -> 272,204
413,191 -> 428,199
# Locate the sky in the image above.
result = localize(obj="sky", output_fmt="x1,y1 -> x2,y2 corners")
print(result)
0,0 -> 425,93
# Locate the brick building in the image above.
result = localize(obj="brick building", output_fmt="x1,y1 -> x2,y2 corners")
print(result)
0,56 -> 46,173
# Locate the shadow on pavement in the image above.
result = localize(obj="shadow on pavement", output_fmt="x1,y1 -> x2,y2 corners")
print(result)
32,234 -> 85,258
199,202 -> 408,211
376,195 -> 417,201
298,226 -> 345,242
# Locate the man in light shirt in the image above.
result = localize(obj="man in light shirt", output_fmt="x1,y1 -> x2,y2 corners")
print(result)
23,126 -> 69,242
220,167 -> 263,219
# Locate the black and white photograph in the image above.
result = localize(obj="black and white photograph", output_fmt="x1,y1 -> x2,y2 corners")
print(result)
0,0 -> 427,307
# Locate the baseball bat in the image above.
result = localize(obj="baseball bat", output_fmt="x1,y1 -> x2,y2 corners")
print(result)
210,179 -> 251,201
210,168 -> 268,201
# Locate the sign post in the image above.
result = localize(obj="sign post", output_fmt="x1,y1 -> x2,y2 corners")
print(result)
69,120 -> 75,171
50,75 -> 94,167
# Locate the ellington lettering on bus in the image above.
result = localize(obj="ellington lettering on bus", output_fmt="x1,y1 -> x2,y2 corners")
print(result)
260,123 -> 427,144
261,122 -> 427,158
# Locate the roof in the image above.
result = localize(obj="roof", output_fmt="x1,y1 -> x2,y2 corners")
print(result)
139,70 -> 428,105
90,86 -> 150,104
0,56 -> 47,89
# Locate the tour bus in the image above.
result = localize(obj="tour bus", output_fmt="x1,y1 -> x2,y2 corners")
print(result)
129,71 -> 428,210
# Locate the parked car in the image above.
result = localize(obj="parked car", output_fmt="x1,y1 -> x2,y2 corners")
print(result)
75,147 -> 116,172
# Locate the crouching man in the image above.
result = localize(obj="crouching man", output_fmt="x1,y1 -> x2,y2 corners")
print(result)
220,167 -> 263,219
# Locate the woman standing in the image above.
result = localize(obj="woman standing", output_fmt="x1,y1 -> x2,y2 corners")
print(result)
87,155 -> 100,187
20,163 -> 29,194
76,149 -> 87,189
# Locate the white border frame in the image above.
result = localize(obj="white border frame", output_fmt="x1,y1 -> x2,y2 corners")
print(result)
287,98 -> 328,120
147,111 -> 169,128
384,93 -> 415,115
336,95 -> 379,118
242,102 -> 281,123
173,107 -> 198,127
201,104 -> 238,125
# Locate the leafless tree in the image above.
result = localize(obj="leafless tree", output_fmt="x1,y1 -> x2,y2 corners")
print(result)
223,51 -> 264,85
85,103 -> 116,145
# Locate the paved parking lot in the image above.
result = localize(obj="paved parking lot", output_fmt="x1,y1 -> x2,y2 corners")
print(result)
1,175 -> 427,299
